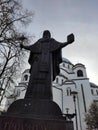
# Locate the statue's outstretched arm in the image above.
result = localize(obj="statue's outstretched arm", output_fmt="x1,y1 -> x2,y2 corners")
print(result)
20,44 -> 32,50
61,33 -> 75,48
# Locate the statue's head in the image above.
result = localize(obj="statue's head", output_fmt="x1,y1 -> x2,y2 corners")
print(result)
43,30 -> 51,39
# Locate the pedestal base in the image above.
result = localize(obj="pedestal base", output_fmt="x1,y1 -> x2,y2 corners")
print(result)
7,99 -> 63,119
0,99 -> 74,130
0,115 -> 73,130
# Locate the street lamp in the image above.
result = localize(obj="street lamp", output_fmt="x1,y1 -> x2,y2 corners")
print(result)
71,91 -> 78,130
64,108 -> 76,121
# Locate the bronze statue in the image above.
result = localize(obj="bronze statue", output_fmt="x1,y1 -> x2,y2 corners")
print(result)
20,30 -> 74,100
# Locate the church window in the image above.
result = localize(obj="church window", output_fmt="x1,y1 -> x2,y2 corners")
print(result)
77,70 -> 83,77
63,63 -> 65,67
66,87 -> 71,96
56,77 -> 58,83
96,90 -> 98,95
62,79 -> 63,84
24,75 -> 28,81
91,89 -> 94,95
17,89 -> 20,97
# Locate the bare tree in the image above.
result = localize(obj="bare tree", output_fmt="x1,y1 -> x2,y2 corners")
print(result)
85,101 -> 98,130
0,0 -> 33,101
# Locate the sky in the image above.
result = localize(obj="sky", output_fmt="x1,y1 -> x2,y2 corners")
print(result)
22,0 -> 98,85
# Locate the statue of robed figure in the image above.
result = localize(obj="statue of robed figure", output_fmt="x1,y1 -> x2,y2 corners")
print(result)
20,30 -> 74,100
0,31 -> 75,130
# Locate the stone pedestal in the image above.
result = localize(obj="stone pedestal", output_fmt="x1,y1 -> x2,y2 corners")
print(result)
0,99 -> 74,130
0,115 -> 73,130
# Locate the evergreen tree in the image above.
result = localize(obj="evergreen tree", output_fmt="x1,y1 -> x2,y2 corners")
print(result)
85,101 -> 98,130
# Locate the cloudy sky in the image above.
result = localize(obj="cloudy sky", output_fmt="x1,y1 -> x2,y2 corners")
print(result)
22,0 -> 98,85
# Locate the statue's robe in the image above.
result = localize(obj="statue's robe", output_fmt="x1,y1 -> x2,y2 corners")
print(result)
25,38 -> 63,99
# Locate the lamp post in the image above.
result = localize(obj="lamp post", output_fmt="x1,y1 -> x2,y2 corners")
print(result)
71,91 -> 78,130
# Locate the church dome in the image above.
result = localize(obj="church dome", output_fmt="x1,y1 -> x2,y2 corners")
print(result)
62,57 -> 72,64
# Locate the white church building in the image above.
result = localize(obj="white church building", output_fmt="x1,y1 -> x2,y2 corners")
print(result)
1,58 -> 98,130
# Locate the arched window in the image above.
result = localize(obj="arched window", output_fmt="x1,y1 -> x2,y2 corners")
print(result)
96,90 -> 98,95
63,63 -> 65,67
68,64 -> 70,69
56,77 -> 58,83
91,89 -> 94,95
24,75 -> 28,81
17,89 -> 20,97
62,79 -> 63,84
77,70 -> 83,77
66,87 -> 71,96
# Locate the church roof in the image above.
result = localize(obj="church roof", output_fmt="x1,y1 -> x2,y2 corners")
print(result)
90,82 -> 98,88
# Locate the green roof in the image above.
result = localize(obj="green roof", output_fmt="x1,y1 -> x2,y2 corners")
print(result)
62,57 -> 72,63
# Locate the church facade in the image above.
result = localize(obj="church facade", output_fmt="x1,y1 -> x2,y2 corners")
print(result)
1,58 -> 98,130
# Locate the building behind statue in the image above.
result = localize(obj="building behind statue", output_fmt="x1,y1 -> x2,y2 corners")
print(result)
0,58 -> 98,130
